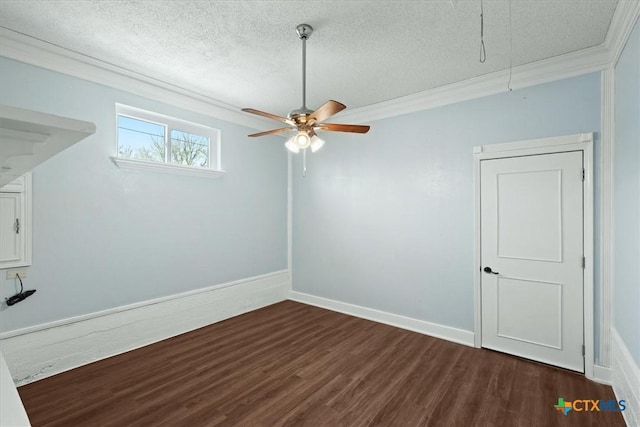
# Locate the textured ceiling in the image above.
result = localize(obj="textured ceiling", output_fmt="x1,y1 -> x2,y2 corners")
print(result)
0,1 -> 619,117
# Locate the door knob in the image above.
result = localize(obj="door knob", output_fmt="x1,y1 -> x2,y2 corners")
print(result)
483,266 -> 499,275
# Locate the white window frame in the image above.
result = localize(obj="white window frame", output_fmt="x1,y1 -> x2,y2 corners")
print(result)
111,104 -> 224,178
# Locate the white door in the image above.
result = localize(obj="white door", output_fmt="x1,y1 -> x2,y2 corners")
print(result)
480,151 -> 584,372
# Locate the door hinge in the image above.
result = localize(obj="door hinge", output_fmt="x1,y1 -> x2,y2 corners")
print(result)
581,168 -> 585,181
582,256 -> 585,269
15,218 -> 20,235
582,345 -> 585,356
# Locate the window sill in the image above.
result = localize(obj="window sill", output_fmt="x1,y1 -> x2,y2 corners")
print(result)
111,157 -> 225,179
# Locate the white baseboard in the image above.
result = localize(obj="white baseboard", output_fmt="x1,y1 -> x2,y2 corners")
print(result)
592,364 -> 613,385
289,291 -> 475,347
0,270 -> 290,386
612,328 -> 640,427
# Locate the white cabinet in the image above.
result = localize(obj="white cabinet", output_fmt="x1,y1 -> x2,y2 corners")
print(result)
0,173 -> 31,269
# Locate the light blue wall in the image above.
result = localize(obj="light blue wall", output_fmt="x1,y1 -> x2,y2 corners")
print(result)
0,57 -> 287,333
293,73 -> 601,336
614,18 -> 640,366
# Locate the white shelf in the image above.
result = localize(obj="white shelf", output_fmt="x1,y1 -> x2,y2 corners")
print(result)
111,157 -> 225,179
0,105 -> 96,187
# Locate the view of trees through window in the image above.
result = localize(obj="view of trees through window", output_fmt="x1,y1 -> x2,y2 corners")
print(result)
117,115 -> 211,168
170,130 -> 209,167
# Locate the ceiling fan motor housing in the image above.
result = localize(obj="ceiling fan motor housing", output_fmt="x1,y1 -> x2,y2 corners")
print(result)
288,108 -> 313,121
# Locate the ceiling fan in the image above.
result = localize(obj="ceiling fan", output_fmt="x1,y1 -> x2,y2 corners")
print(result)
242,24 -> 370,153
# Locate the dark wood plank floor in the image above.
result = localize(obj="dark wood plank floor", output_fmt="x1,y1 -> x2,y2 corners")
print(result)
18,301 -> 624,427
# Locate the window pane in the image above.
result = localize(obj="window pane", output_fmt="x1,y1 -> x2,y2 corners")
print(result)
170,129 -> 210,168
117,115 -> 166,163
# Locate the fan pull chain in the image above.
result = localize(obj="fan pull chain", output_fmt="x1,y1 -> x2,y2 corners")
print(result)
302,148 -> 307,177
479,0 -> 486,63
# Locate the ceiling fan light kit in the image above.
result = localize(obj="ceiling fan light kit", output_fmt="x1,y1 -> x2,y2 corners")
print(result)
310,135 -> 325,152
293,131 -> 311,149
284,137 -> 300,153
242,23 -> 369,155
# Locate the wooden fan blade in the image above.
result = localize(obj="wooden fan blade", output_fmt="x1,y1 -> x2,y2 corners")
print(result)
315,123 -> 370,134
248,127 -> 293,137
307,100 -> 346,124
242,108 -> 293,125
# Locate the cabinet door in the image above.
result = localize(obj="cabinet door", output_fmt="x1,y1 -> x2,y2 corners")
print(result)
0,192 -> 24,264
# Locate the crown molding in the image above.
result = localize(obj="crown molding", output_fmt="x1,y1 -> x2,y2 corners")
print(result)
334,2 -> 639,124
333,43 -> 611,124
2,2 -> 637,128
0,27 -> 268,131
605,0 -> 640,66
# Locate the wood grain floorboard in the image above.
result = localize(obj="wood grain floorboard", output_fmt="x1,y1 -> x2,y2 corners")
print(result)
18,301 -> 625,427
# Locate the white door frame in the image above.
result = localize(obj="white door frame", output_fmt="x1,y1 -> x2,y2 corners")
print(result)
473,132 -> 595,379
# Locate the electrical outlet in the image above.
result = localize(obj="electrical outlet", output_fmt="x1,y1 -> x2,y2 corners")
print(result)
6,269 -> 28,280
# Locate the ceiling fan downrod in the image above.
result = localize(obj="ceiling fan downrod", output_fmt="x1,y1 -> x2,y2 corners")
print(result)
295,24 -> 313,116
